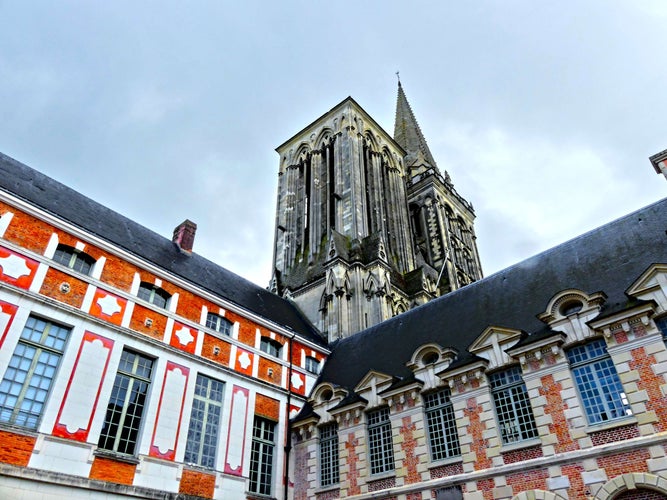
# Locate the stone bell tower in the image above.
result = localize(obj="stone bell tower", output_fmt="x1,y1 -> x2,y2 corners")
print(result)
270,84 -> 482,342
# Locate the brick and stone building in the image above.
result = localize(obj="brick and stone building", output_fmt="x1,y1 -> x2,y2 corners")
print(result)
270,83 -> 482,341
0,152 -> 329,499
291,184 -> 667,499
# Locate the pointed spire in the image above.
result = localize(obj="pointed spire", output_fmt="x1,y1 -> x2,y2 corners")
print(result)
393,81 -> 438,168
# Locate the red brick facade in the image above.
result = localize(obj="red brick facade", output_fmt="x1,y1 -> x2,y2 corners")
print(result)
0,430 -> 35,467
179,468 -> 216,498
0,178 -> 328,499
88,456 -> 136,485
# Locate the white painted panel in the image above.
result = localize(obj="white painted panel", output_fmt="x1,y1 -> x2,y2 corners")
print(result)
152,366 -> 187,455
0,310 -> 11,337
0,212 -> 14,237
133,458 -> 180,492
58,337 -> 110,434
27,438 -> 92,478
226,389 -> 248,471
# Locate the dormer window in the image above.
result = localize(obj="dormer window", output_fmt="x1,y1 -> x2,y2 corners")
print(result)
422,351 -> 439,365
320,389 -> 333,401
137,282 -> 170,309
53,244 -> 95,275
560,300 -> 583,316
206,312 -> 232,336
260,337 -> 282,358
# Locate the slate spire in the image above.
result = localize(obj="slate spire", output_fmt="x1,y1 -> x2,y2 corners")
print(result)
393,81 -> 438,168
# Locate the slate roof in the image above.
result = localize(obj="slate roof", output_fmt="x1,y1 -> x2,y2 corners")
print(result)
0,152 -> 326,347
318,197 -> 667,389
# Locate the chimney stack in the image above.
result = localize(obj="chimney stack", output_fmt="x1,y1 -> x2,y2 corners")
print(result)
173,219 -> 197,253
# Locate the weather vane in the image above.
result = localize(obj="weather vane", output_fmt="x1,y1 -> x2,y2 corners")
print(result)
396,71 -> 400,83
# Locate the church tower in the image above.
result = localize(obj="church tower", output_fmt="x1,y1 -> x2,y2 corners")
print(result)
270,83 -> 482,341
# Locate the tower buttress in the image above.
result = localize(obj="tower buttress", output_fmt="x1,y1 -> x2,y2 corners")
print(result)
271,85 -> 482,341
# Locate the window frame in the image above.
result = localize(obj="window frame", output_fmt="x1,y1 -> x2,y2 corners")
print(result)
319,423 -> 339,487
305,355 -> 320,374
566,338 -> 632,425
488,365 -> 539,445
184,373 -> 225,468
423,388 -> 461,461
0,316 -> 71,429
367,407 -> 395,475
137,282 -> 171,309
248,416 -> 276,496
259,337 -> 282,358
52,244 -> 95,275
205,312 -> 232,336
97,349 -> 154,455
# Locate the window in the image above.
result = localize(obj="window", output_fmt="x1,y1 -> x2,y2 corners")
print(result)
560,300 -> 583,316
260,337 -> 282,358
98,350 -> 153,455
205,312 -> 232,336
489,366 -> 538,444
656,316 -> 667,339
319,423 -> 339,487
367,407 -> 394,475
53,244 -> 95,275
424,388 -> 461,461
137,282 -> 170,309
567,339 -> 631,424
249,416 -> 276,496
0,316 -> 71,429
184,374 -> 224,468
305,356 -> 320,374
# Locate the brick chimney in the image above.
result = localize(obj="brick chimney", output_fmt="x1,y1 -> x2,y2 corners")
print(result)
173,219 -> 197,253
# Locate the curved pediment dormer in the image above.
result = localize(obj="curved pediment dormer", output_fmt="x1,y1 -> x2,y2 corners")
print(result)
538,289 -> 607,343
310,382 -> 346,407
303,382 -> 348,425
406,343 -> 457,391
468,326 -> 524,369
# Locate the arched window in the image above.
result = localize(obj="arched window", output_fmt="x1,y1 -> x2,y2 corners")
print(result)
53,244 -> 95,275
260,337 -> 283,358
206,312 -> 232,336
137,282 -> 171,309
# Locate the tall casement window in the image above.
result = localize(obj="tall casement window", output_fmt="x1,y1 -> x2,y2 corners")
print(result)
249,417 -> 276,496
98,350 -> 154,455
489,366 -> 538,444
319,423 -> 339,487
205,312 -> 232,336
260,336 -> 282,358
567,338 -> 631,424
424,388 -> 461,461
0,316 -> 71,429
367,407 -> 395,475
137,282 -> 170,309
53,244 -> 95,275
184,374 -> 224,468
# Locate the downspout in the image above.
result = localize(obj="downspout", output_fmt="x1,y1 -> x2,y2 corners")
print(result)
284,329 -> 295,500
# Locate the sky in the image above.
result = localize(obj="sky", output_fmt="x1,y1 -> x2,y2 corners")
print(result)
1,1 -> 666,287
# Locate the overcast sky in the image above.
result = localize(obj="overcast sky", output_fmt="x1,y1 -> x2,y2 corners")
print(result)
1,1 -> 665,287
